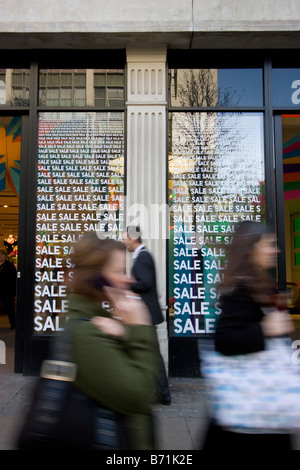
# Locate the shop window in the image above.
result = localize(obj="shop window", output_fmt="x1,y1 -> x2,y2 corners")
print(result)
168,112 -> 265,336
282,116 -> 300,300
34,111 -> 124,334
0,116 -> 20,329
292,215 -> 300,268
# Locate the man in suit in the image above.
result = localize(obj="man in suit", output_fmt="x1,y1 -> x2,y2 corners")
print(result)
122,226 -> 171,405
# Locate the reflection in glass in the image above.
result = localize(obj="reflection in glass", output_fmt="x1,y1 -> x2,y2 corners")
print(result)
168,112 -> 265,337
39,69 -> 124,108
0,69 -> 30,106
169,69 -> 263,108
34,111 -> 124,334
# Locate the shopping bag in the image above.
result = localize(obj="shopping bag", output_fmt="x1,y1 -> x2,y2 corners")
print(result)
17,376 -> 129,450
201,337 -> 300,433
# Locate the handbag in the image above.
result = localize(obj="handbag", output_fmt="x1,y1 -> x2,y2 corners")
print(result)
200,337 -> 300,433
17,318 -> 130,450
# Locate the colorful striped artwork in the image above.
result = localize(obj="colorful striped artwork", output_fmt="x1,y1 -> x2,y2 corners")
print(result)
283,132 -> 300,200
0,117 -> 21,197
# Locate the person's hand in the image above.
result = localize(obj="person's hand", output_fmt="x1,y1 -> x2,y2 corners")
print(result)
261,309 -> 294,337
103,286 -> 152,326
91,316 -> 127,338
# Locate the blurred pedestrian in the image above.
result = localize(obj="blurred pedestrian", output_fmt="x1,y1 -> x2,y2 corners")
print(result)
67,232 -> 159,449
202,221 -> 294,450
0,249 -> 16,329
122,226 -> 171,405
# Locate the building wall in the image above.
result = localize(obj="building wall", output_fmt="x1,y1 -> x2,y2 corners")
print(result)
1,0 -> 300,32
0,0 -> 300,49
1,1 -> 300,375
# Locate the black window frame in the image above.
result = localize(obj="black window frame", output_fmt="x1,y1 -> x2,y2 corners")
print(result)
0,50 -> 126,374
166,50 -> 279,376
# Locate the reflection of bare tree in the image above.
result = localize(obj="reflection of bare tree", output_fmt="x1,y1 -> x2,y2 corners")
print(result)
169,69 -> 244,238
174,69 -> 243,108
9,97 -> 30,106
169,70 -> 264,335
177,70 -> 218,107
169,71 -> 264,256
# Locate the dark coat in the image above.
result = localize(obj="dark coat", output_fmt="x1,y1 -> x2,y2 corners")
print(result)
215,284 -> 265,356
204,283 -> 292,450
131,249 -> 164,326
0,260 -> 16,298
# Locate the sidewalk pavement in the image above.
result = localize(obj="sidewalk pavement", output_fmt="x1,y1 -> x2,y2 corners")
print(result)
2,327 -> 300,451
0,328 -> 208,450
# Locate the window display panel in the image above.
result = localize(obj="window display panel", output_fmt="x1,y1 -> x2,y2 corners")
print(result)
169,112 -> 265,336
34,111 -> 124,333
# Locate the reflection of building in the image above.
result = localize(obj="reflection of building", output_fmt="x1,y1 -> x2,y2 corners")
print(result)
0,69 -> 124,107
1,1 -> 300,376
0,69 -> 30,105
39,69 -> 124,108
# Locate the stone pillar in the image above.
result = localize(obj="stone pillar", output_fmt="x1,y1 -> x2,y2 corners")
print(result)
126,46 -> 169,370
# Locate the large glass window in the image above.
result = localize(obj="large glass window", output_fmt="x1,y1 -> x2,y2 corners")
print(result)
169,69 -> 263,108
281,116 -> 300,312
0,116 -> 21,273
168,112 -> 265,336
39,69 -> 125,108
34,111 -> 124,333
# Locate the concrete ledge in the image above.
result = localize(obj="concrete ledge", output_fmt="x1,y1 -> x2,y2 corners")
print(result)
0,31 -> 300,50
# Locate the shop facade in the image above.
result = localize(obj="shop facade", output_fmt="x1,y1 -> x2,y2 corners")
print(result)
0,1 -> 300,375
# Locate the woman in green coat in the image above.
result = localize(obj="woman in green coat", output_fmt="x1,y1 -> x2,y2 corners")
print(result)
67,233 -> 159,450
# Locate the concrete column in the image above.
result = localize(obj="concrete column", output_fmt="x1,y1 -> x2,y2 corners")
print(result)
126,46 -> 169,369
